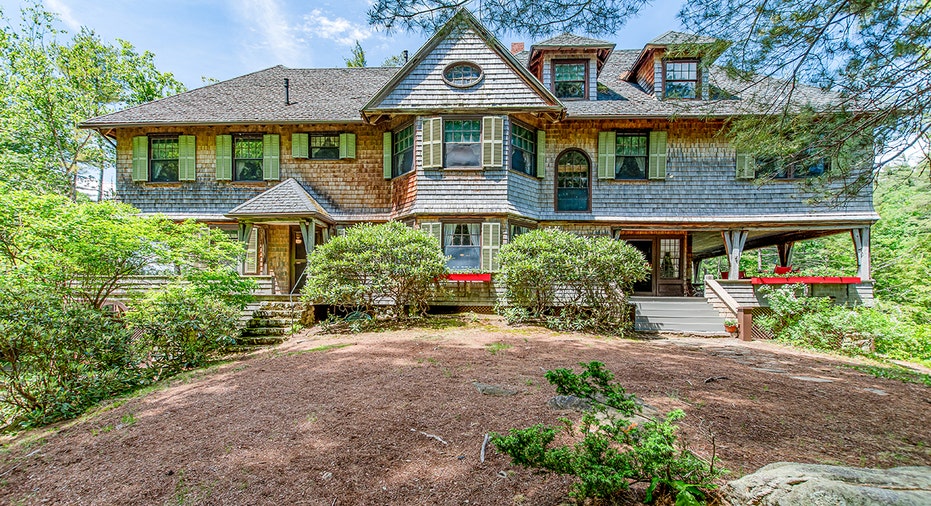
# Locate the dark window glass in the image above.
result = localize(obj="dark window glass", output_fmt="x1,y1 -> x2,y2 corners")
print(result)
150,137 -> 179,182
234,136 -> 264,181
615,133 -> 648,179
755,150 -> 829,179
556,150 -> 590,211
444,119 -> 481,167
510,123 -> 536,176
310,134 -> 339,160
554,62 -> 586,99
510,224 -> 532,240
443,223 -> 481,270
393,124 -> 414,177
665,61 -> 698,99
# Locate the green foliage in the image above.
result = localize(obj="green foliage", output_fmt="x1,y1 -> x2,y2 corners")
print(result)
757,285 -> 930,362
847,364 -> 931,387
492,362 -> 722,503
0,1 -> 184,197
301,222 -> 448,321
344,40 -> 367,67
0,277 -> 141,428
497,229 -> 648,335
126,283 -> 241,376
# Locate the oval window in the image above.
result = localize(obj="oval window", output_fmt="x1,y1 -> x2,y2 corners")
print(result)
443,62 -> 483,88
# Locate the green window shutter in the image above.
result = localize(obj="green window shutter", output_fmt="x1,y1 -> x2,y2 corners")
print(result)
597,131 -> 616,179
263,134 -> 280,180
291,133 -> 308,159
536,130 -> 546,178
422,117 -> 443,169
178,135 -> 196,181
339,133 -> 356,159
481,222 -> 501,272
383,131 -> 393,179
482,116 -> 504,168
215,135 -> 232,180
735,151 -> 756,179
131,136 -> 148,182
648,131 -> 668,180
421,222 -> 442,246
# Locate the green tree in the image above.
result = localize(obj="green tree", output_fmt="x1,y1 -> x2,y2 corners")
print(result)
344,39 -> 367,67
679,0 -> 930,190
0,2 -> 185,198
382,52 -> 407,67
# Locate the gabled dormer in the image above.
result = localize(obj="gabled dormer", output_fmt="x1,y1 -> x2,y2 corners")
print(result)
527,34 -> 615,101
627,31 -> 724,100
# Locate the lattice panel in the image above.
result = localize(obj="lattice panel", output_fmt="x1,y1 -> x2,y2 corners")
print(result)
750,307 -> 775,340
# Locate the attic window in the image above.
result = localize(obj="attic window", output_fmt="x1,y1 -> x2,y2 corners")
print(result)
552,60 -> 588,100
665,60 -> 698,99
443,62 -> 483,88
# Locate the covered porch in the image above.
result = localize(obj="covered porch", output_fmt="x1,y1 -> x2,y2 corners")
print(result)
226,178 -> 335,296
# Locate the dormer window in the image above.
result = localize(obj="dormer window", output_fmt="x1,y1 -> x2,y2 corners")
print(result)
665,60 -> 698,99
552,60 -> 588,100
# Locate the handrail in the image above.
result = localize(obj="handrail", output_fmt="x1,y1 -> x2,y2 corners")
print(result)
704,275 -> 741,315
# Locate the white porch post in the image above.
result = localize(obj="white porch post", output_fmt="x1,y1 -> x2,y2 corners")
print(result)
851,226 -> 871,280
237,221 -> 254,245
722,230 -> 748,280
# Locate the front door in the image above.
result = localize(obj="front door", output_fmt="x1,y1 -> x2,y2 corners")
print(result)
290,227 -> 307,293
628,240 -> 654,295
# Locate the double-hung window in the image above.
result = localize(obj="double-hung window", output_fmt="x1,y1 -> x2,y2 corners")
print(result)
444,223 -> 481,270
234,135 -> 264,181
393,124 -> 414,177
510,123 -> 536,176
309,134 -> 339,160
553,60 -> 587,100
665,60 -> 698,99
150,137 -> 180,182
444,119 -> 482,168
615,133 -> 648,179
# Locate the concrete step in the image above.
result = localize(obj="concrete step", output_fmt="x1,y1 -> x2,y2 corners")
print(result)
629,296 -> 728,333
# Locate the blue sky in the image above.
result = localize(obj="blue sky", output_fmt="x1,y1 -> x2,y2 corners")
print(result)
1,0 -> 687,90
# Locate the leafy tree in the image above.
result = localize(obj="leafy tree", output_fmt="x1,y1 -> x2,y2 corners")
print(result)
344,39 -> 367,67
367,0 -> 649,37
301,222 -> 448,321
382,52 -> 407,67
679,0 -> 930,190
0,2 -> 185,198
497,229 -> 648,334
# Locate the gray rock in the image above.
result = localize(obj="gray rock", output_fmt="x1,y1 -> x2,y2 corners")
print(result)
547,395 -> 593,411
472,381 -> 519,396
725,462 -> 931,506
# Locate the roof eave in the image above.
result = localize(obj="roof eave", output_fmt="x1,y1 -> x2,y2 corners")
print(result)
79,118 -> 368,129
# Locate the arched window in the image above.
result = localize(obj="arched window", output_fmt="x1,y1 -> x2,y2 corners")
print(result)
555,149 -> 590,212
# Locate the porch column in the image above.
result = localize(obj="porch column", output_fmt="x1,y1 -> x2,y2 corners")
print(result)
722,230 -> 748,280
298,220 -> 315,256
851,226 -> 871,280
777,241 -> 795,267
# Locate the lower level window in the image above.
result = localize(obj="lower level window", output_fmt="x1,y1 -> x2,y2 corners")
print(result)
444,223 -> 481,270
234,136 -> 263,181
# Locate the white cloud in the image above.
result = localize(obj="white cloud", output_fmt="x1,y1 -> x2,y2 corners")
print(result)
43,0 -> 80,30
231,0 -> 302,64
301,9 -> 372,46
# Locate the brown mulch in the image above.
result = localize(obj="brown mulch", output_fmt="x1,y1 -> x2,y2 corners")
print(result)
2,315 -> 929,505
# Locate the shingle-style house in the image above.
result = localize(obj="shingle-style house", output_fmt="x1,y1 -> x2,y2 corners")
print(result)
81,10 -> 876,310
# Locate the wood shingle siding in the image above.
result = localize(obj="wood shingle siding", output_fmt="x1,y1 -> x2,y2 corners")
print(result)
375,27 -> 554,110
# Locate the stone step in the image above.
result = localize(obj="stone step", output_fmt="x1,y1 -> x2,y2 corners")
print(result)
235,335 -> 288,346
246,317 -> 294,328
250,309 -> 299,319
241,326 -> 290,337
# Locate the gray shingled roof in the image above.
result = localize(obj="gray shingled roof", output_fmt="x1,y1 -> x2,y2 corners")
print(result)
81,66 -> 398,128
226,178 -> 334,222
649,31 -> 720,46
532,33 -> 615,48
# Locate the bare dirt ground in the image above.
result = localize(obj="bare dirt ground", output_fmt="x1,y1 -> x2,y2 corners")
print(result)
2,315 -> 929,505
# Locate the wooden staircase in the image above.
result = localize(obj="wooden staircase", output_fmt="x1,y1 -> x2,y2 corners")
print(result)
629,296 -> 728,334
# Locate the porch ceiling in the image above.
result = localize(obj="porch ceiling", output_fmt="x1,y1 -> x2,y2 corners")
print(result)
691,228 -> 851,260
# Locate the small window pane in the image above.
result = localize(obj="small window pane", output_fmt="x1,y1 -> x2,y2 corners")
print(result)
150,138 -> 179,182
665,81 -> 696,99
235,137 -> 263,181
443,63 -> 482,87
393,124 -> 414,177
659,239 -> 680,279
444,223 -> 481,270
510,123 -> 536,176
310,134 -> 339,160
444,120 -> 481,167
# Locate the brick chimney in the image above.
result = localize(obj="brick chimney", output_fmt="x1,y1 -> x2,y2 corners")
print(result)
510,42 -> 525,54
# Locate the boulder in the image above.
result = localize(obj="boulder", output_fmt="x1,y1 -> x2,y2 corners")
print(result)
725,462 -> 931,506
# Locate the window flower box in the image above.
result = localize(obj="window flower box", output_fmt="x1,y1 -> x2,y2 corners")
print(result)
751,276 -> 861,285
445,273 -> 492,282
